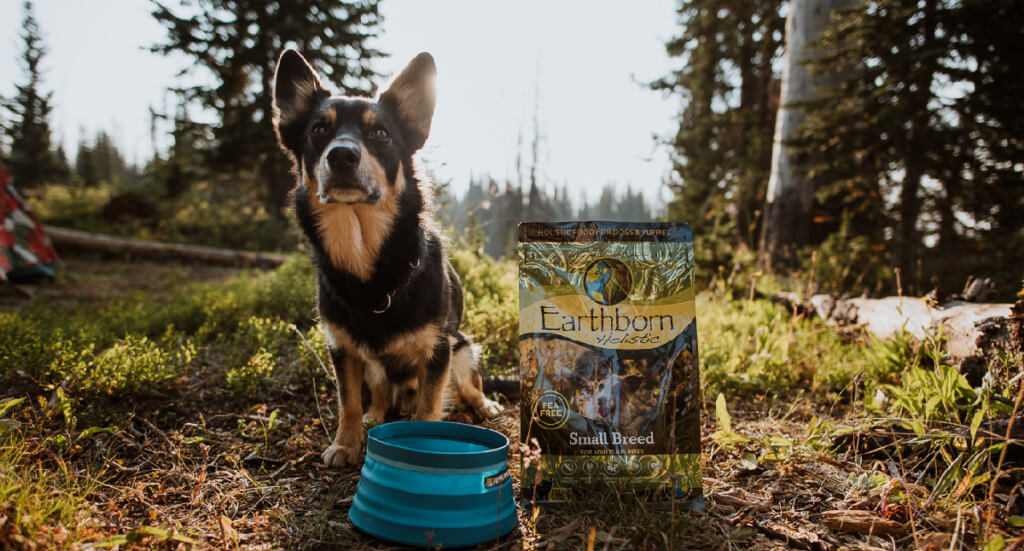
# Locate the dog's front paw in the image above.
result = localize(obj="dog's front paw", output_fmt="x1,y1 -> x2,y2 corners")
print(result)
322,431 -> 365,467
476,397 -> 504,419
362,411 -> 385,427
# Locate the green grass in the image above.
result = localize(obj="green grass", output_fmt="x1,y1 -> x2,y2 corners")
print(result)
701,290 -> 1024,514
1,258 -> 316,421
2,251 -> 1023,549
2,247 -> 518,405
0,398 -> 106,549
698,295 -> 878,399
450,246 -> 519,374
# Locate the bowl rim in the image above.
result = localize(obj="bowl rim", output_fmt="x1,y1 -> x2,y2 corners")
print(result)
366,420 -> 510,472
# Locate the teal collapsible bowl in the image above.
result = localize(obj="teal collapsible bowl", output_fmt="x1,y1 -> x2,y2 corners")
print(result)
349,421 -> 518,548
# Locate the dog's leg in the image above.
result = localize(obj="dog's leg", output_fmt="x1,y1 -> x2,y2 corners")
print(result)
391,378 -> 419,417
450,335 -> 503,419
322,350 -> 366,467
362,359 -> 390,426
412,339 -> 451,421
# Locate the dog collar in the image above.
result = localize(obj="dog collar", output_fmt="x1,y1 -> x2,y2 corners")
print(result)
372,258 -> 422,314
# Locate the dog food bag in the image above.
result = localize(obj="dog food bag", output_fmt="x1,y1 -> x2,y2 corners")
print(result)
518,221 -> 701,504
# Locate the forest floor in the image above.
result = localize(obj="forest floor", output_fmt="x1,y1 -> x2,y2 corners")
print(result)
1,255 -> 1022,550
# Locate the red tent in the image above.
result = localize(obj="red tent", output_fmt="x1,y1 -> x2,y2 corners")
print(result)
0,165 -> 59,282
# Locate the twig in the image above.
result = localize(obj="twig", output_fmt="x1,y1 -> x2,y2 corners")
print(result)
138,416 -> 175,450
290,324 -> 335,385
310,374 -> 330,439
756,519 -> 833,551
987,373 -> 1024,515
711,491 -> 771,512
291,324 -> 333,439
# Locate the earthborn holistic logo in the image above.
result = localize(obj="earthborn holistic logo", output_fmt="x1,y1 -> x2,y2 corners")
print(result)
582,258 -> 632,305
518,221 -> 702,506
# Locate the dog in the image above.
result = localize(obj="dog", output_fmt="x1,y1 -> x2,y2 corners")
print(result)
272,49 -> 503,467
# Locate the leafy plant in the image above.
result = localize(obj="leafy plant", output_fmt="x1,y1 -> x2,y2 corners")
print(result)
798,211 -> 891,296
226,349 -> 277,399
449,245 -> 518,375
710,393 -> 751,447
698,296 -> 872,397
63,333 -> 195,398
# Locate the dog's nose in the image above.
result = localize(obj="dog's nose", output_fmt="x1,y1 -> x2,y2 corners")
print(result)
327,144 -> 361,171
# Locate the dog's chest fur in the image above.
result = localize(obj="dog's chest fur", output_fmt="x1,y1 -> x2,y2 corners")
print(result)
324,320 -> 441,382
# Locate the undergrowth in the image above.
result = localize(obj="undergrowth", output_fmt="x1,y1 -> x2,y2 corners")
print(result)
1,247 -> 519,408
0,397 -> 107,549
698,296 -> 878,399
0,247 -> 522,547
3,250 -> 1023,548
29,180 -> 304,252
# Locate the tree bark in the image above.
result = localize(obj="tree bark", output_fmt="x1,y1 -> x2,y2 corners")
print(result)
895,0 -> 937,293
261,151 -> 293,219
761,0 -> 857,270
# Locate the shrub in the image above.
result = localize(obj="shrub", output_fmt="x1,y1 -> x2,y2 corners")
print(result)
27,183 -> 113,228
296,325 -> 329,375
62,334 -> 195,397
224,317 -> 294,367
226,348 -> 278,399
449,245 -> 518,375
0,256 -> 314,391
798,211 -> 891,296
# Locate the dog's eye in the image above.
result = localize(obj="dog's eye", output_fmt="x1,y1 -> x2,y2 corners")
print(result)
369,127 -> 390,142
311,121 -> 330,137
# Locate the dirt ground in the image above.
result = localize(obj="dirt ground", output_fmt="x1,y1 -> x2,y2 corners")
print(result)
12,388 -> 981,550
0,255 -> 241,312
3,256 -> 1019,549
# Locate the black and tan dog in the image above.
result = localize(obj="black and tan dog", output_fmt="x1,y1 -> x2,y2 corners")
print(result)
272,50 -> 502,467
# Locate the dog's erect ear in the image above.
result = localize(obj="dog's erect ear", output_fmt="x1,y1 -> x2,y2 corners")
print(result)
379,52 -> 437,152
273,50 -> 330,154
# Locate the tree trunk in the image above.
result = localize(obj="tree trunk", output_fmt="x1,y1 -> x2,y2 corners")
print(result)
760,0 -> 857,270
261,151 -> 293,219
895,0 -> 937,294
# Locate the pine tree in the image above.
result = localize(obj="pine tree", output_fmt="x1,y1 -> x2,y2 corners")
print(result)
142,101 -> 208,199
74,131 -> 135,188
942,0 -> 1024,285
1,1 -> 64,190
150,0 -> 385,218
789,0 -> 940,291
653,1 -> 785,255
794,0 -> 1024,293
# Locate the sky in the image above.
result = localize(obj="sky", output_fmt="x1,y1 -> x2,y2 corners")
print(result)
0,1 -> 681,206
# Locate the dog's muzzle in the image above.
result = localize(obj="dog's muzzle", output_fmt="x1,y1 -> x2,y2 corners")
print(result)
317,140 -> 381,204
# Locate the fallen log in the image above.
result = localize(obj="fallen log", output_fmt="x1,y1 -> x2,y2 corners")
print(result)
482,375 -> 520,398
44,226 -> 288,269
788,292 -> 1024,384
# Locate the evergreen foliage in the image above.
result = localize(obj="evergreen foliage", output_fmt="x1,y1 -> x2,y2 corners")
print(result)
144,102 -> 208,199
0,1 -> 67,189
149,0 -> 386,218
794,0 -> 1024,294
652,0 -> 785,265
439,178 -> 653,260
657,0 -> 1023,296
74,131 -> 137,189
